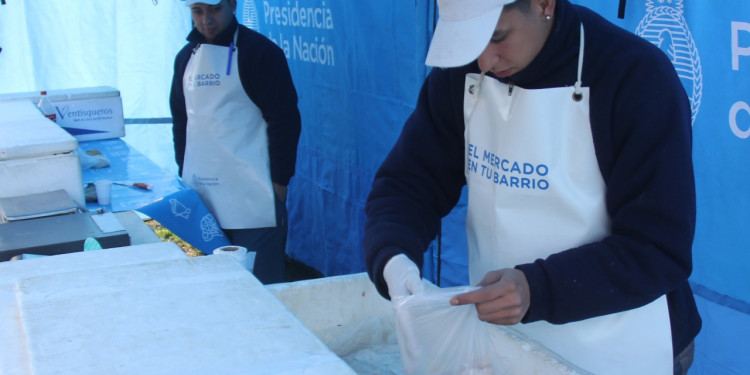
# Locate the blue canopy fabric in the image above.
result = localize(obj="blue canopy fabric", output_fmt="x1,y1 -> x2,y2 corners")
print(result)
236,0 -> 434,276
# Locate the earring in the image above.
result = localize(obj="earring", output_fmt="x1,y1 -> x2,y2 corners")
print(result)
545,15 -> 552,21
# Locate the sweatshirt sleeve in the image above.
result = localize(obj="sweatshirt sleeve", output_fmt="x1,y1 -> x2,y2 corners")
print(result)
363,68 -> 469,299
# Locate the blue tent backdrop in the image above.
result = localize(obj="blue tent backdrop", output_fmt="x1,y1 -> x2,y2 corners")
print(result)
1,0 -> 747,373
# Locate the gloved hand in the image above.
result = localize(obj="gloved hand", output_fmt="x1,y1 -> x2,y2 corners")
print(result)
385,254 -> 424,373
383,254 -> 424,299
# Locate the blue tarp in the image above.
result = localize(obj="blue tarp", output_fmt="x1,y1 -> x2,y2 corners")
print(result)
235,0 -> 434,276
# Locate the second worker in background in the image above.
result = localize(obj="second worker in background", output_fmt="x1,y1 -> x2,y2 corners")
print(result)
170,0 -> 301,284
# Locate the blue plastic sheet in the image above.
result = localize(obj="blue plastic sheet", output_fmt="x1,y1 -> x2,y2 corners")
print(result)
78,138 -> 228,254
79,139 -> 186,213
136,189 -> 230,255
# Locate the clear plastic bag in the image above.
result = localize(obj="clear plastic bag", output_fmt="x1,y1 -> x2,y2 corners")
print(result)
393,286 -> 506,375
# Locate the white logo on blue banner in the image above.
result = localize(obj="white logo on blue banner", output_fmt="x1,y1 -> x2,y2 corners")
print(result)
200,214 -> 225,241
242,0 -> 260,32
635,0 -> 702,125
170,198 -> 191,219
169,197 -> 225,242
237,0 -> 336,66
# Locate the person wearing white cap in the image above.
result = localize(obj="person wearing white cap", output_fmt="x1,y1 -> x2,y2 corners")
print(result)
363,0 -> 700,373
170,0 -> 301,284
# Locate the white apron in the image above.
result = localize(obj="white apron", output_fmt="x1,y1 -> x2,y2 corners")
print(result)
182,32 -> 276,229
463,26 -> 673,375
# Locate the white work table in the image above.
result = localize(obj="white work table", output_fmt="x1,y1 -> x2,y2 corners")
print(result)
0,242 -> 355,375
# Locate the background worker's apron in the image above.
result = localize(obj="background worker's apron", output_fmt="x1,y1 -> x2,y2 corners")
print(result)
462,27 -> 672,375
182,34 -> 276,230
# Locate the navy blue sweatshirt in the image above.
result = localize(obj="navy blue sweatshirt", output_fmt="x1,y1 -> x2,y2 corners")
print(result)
170,18 -> 301,186
363,0 -> 700,356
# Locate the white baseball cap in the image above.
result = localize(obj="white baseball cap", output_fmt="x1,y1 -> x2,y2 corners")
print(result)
425,0 -> 514,67
184,0 -> 222,6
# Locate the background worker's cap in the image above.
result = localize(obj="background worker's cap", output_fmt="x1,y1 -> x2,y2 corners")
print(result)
184,0 -> 222,6
425,0 -> 514,67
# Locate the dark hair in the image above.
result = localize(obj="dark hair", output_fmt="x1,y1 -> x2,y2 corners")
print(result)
505,0 -> 531,13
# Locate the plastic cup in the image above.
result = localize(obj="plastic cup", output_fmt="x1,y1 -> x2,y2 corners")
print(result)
213,246 -> 255,272
95,180 -> 112,205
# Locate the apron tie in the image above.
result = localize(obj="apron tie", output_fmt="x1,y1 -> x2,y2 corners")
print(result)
226,31 -> 238,75
226,42 -> 235,75
573,24 -> 585,102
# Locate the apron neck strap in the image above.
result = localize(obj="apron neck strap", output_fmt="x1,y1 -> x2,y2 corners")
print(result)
573,24 -> 585,101
226,30 -> 239,75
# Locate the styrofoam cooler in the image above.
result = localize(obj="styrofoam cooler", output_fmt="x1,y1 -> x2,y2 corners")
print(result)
0,86 -> 124,141
269,273 -> 588,375
0,101 -> 85,206
0,243 -> 356,375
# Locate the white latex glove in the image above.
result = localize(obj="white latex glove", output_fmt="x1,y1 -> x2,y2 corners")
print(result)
385,254 -> 424,374
383,254 -> 424,299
